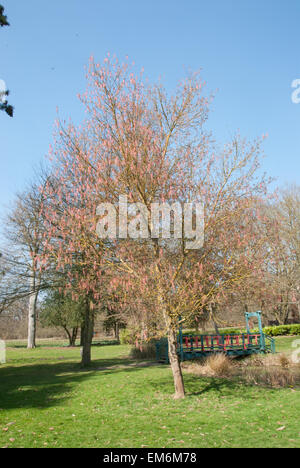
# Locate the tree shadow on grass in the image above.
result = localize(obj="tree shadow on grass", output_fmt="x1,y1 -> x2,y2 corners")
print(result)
186,376 -> 249,398
86,361 -> 257,401
148,372 -> 273,399
0,361 -> 94,411
0,355 -> 165,411
92,340 -> 120,347
0,353 -> 264,413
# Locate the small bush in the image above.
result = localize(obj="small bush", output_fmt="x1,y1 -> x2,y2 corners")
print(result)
183,354 -> 232,377
238,353 -> 292,370
240,355 -> 265,367
242,367 -> 295,388
205,353 -> 232,377
129,342 -> 156,360
278,353 -> 290,369
181,360 -> 207,376
119,328 -> 137,345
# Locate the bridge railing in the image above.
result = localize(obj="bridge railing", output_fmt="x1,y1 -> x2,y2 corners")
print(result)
179,333 -> 265,353
264,334 -> 276,354
155,332 -> 276,363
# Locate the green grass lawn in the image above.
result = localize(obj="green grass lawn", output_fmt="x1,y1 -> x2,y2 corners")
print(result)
0,337 -> 299,448
274,335 -> 299,354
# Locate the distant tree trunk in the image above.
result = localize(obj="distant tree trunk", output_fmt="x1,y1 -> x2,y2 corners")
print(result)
71,327 -> 78,346
141,321 -> 149,342
210,303 -> 219,334
260,301 -> 266,327
64,327 -> 72,346
81,300 -> 94,367
213,320 -> 219,334
114,322 -> 120,341
64,326 -> 78,347
275,297 -> 290,325
27,271 -> 39,349
283,304 -> 290,324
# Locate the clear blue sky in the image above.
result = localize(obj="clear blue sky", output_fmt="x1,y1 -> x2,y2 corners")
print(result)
1,0 -> 299,216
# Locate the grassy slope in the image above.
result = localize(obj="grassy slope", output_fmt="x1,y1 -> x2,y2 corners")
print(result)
275,336 -> 299,354
0,337 -> 299,448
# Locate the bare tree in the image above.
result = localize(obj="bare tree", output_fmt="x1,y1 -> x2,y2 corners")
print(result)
270,185 -> 300,323
2,181 -> 47,348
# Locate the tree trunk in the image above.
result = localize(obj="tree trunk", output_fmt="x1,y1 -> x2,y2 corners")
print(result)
64,327 -> 78,347
160,296 -> 185,398
283,304 -> 290,324
167,326 -> 185,399
210,303 -> 219,334
213,320 -> 219,334
260,302 -> 266,327
27,273 -> 38,349
71,327 -> 78,346
81,301 -> 94,367
63,326 -> 72,346
114,322 -> 120,341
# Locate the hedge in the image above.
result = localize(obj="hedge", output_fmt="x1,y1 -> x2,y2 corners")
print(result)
262,324 -> 300,336
220,325 -> 300,337
182,324 -> 300,337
